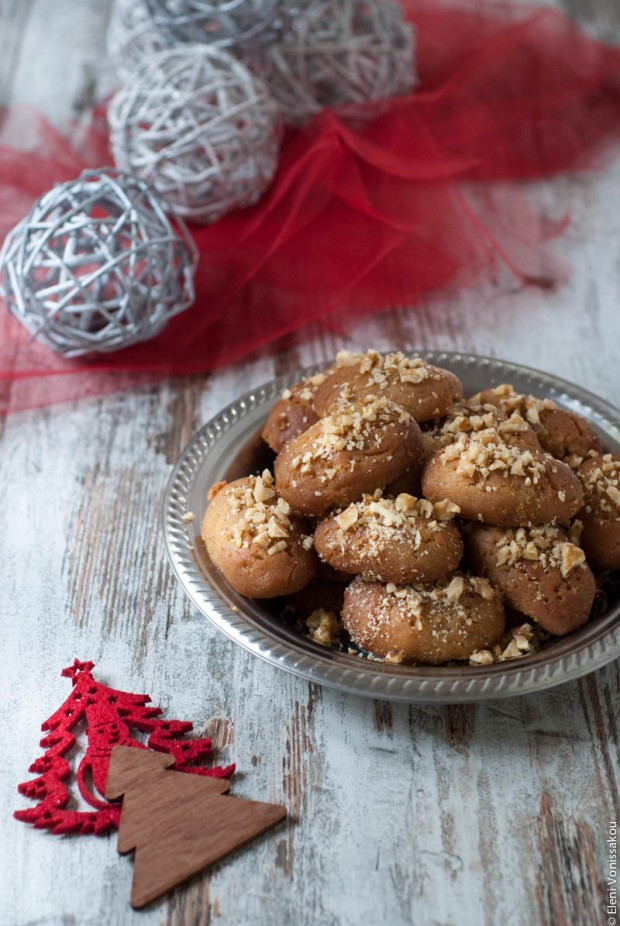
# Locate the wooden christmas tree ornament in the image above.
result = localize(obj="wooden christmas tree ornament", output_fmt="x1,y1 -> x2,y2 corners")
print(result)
106,745 -> 286,908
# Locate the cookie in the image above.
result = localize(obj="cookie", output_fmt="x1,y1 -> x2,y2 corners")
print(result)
424,400 -> 540,455
472,384 -> 602,460
465,523 -> 596,635
201,471 -> 316,598
274,394 -> 424,516
341,573 -> 505,664
314,491 -> 463,584
578,453 -> 620,570
421,430 -> 583,527
261,374 -> 325,453
312,349 -> 463,422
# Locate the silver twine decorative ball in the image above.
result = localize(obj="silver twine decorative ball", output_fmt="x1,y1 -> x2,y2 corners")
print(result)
251,0 -> 416,124
107,0 -> 172,83
0,170 -> 197,358
143,0 -> 282,49
108,46 -> 282,224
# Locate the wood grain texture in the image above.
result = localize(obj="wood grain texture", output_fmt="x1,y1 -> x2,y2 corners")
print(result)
106,746 -> 286,909
1,1 -> 619,925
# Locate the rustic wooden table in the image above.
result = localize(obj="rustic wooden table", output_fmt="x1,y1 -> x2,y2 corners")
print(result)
1,2 -> 619,925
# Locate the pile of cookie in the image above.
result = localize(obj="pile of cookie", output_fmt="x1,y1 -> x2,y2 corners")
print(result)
201,350 -> 620,667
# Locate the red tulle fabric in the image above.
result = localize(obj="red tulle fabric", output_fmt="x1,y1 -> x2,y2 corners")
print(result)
1,0 -> 620,413
14,659 -> 234,836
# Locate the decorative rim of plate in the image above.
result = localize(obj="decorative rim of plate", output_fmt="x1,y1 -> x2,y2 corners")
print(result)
162,351 -> 620,702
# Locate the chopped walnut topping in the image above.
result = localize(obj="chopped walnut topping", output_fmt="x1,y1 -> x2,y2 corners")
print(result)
424,402 -> 511,453
335,349 -> 360,367
384,573 -> 494,610
567,519 -> 583,546
579,454 -> 620,522
268,540 -> 288,555
335,506 -> 359,531
225,470 -> 295,554
253,473 -> 276,503
182,512 -> 196,523
291,393 -> 410,481
607,485 -> 620,506
494,525 -> 586,578
280,371 -> 326,404
469,622 -> 544,665
306,609 -> 341,646
384,649 -> 405,665
324,492 -> 458,563
469,649 -> 495,666
469,576 -> 495,600
498,413 -> 529,434
445,575 -> 465,602
394,492 -> 416,512
470,385 -> 558,432
334,349 -> 439,386
441,429 -> 546,484
431,498 -> 461,520
489,384 -> 514,398
559,543 -> 586,579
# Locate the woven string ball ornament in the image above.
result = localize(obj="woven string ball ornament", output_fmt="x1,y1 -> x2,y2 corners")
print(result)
143,0 -> 282,49
250,0 -> 416,124
108,46 -> 282,224
0,170 -> 197,358
107,0 -> 172,82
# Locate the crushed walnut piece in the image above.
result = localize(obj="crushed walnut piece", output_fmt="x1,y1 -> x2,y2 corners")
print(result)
477,383 -> 557,428
334,349 -> 441,387
469,622 -> 546,665
560,543 -> 586,579
367,573 -> 496,641
280,371 -> 327,403
445,575 -> 465,602
290,394 -> 410,480
306,608 -> 341,646
581,454 -> 620,521
324,491 -> 460,562
225,470 -> 303,556
346,573 -> 499,658
384,649 -> 405,665
441,429 -> 546,485
424,401 -> 535,459
494,525 -> 586,578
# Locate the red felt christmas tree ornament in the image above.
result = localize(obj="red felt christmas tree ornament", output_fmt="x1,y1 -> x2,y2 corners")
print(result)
15,659 -> 234,836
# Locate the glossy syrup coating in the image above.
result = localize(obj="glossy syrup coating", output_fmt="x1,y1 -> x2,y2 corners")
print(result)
422,430 -> 583,527
314,491 -> 463,585
342,574 -> 505,665
274,394 -> 424,517
465,523 -> 596,635
202,472 -> 317,598
261,373 -> 326,453
312,349 -> 463,421
578,453 -> 620,570
472,384 -> 602,460
423,399 -> 541,456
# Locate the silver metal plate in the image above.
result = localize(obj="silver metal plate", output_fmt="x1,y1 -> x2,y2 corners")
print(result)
163,352 -> 620,702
